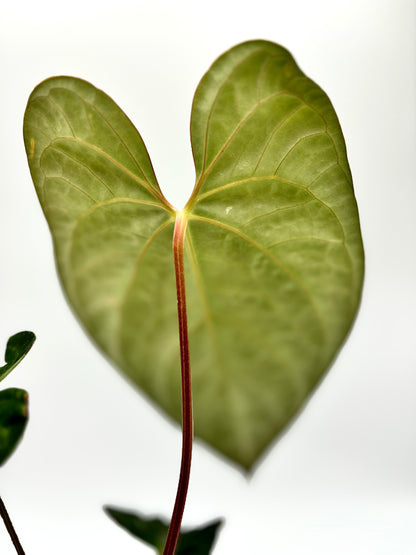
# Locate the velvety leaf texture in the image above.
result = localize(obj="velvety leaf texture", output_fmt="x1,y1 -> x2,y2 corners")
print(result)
104,506 -> 222,554
23,40 -> 364,469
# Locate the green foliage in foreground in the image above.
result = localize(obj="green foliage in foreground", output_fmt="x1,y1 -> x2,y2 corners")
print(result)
0,331 -> 35,465
105,506 -> 222,554
0,331 -> 35,383
0,388 -> 28,466
23,40 -> 364,470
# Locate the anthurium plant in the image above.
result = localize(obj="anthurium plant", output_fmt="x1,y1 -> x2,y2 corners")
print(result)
23,40 -> 363,553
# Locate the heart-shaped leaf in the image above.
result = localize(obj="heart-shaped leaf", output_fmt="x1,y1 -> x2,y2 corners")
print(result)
0,388 -> 29,465
104,506 -> 222,554
23,40 -> 364,469
0,331 -> 36,383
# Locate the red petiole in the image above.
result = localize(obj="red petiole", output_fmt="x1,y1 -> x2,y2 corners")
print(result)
163,211 -> 193,555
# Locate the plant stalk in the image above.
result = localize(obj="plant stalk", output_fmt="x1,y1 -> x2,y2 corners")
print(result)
0,496 -> 25,555
163,212 -> 193,555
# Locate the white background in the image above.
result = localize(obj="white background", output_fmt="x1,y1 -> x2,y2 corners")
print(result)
1,0 -> 415,553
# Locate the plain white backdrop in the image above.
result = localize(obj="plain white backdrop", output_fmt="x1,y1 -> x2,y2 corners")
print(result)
1,0 -> 415,553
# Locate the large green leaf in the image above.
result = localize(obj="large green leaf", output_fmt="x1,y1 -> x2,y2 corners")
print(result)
104,506 -> 222,554
23,40 -> 364,470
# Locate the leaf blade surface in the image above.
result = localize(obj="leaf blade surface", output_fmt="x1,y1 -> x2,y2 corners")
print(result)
23,41 -> 364,470
184,40 -> 364,467
24,77 -> 177,375
0,388 -> 29,466
0,332 -> 36,383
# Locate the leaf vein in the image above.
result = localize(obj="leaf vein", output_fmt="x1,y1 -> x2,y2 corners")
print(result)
243,199 -> 314,225
50,137 -> 167,205
188,214 -> 327,341
273,131 -> 325,175
185,232 -> 225,370
35,92 -> 172,209
47,142 -> 115,197
116,220 -> 174,357
266,236 -> 344,249
199,90 -> 293,191
252,104 -> 304,175
201,48 -> 266,174
44,174 -> 98,204
70,89 -> 152,185
71,199 -> 172,239
46,94 -> 76,137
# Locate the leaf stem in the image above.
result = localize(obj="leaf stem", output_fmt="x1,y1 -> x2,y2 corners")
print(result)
0,496 -> 26,555
163,212 -> 193,555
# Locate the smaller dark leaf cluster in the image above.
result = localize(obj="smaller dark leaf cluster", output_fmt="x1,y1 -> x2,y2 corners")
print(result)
105,505 -> 223,554
0,331 -> 35,466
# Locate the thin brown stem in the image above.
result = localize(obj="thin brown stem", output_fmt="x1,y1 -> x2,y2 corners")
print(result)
163,211 -> 193,555
0,496 -> 26,555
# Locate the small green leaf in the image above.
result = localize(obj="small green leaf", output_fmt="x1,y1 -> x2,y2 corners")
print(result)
23,41 -> 364,469
104,506 -> 222,554
0,331 -> 36,383
176,520 -> 223,554
0,388 -> 29,465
